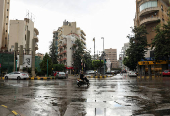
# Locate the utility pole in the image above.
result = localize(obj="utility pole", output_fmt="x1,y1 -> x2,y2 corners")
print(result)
101,37 -> 105,75
93,38 -> 95,60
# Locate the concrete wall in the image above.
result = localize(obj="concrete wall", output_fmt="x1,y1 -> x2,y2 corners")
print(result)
0,0 -> 5,50
105,48 -> 117,68
9,19 -> 36,53
0,0 -> 10,51
9,20 -> 25,51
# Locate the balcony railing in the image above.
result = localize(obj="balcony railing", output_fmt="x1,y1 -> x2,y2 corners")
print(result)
139,7 -> 160,17
63,43 -> 67,47
140,17 -> 160,25
34,36 -> 39,42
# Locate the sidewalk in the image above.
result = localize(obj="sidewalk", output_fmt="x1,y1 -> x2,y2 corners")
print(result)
0,105 -> 20,116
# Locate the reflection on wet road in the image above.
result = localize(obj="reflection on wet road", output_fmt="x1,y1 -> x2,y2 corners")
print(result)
0,74 -> 170,116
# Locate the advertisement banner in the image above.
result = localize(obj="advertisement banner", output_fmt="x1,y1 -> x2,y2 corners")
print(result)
17,55 -> 32,68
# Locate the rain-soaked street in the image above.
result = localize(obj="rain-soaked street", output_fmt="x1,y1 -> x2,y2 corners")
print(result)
1,74 -> 170,116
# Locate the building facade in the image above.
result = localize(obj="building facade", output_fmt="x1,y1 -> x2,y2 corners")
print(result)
53,20 -> 86,72
135,0 -> 169,46
8,18 -> 39,54
0,0 -> 10,51
105,48 -> 117,69
119,43 -> 130,71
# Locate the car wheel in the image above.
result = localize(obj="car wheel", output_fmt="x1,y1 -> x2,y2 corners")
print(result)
17,76 -> 21,80
5,76 -> 8,80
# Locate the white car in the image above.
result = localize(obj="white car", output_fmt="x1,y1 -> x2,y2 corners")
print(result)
128,71 -> 137,77
4,72 -> 29,80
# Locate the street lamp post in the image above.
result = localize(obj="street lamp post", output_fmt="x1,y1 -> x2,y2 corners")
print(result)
93,38 -> 95,60
101,37 -> 105,75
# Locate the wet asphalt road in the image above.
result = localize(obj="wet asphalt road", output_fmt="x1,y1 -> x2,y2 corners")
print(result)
0,74 -> 170,116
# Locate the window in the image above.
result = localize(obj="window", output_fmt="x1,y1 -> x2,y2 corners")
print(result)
7,9 -> 8,11
6,30 -> 7,32
6,16 -> 8,18
140,1 -> 157,12
161,5 -> 163,11
25,35 -> 26,40
6,23 -> 8,25
162,18 -> 164,21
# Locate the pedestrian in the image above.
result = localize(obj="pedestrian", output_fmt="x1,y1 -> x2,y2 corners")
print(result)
66,70 -> 68,78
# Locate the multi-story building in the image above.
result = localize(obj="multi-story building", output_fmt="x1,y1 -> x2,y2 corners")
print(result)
119,43 -> 130,71
105,48 -> 117,69
8,18 -> 39,53
36,53 -> 44,60
135,0 -> 169,46
53,20 -> 86,73
0,0 -> 10,51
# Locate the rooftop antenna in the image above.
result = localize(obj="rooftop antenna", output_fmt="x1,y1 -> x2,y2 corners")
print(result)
25,9 -> 29,19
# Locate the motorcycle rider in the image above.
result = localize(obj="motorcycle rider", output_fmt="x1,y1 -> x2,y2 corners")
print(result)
80,71 -> 89,83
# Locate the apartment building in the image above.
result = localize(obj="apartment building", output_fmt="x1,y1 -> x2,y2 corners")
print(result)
119,43 -> 130,71
8,18 -> 39,54
0,0 -> 10,51
53,20 -> 86,72
105,48 -> 117,68
135,0 -> 169,46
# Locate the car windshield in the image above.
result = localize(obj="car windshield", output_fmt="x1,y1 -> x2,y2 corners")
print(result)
164,70 -> 169,73
59,72 -> 65,74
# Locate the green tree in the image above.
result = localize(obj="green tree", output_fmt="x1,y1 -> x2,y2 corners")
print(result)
39,53 -> 53,75
53,64 -> 65,71
73,39 -> 84,73
83,51 -> 92,70
49,40 -> 58,64
151,12 -> 170,64
92,60 -> 103,70
124,25 -> 148,70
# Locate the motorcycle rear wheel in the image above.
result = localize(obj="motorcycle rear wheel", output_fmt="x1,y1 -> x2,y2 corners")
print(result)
77,83 -> 81,87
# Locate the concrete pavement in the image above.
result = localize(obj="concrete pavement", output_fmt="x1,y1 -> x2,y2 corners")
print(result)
0,105 -> 20,116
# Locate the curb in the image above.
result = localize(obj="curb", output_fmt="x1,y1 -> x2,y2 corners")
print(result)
27,77 -> 57,80
86,75 -> 112,78
0,77 -> 57,80
1,105 -> 20,116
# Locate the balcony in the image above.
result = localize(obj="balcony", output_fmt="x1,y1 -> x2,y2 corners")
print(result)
81,30 -> 86,36
63,43 -> 67,47
62,50 -> 66,54
139,7 -> 160,17
34,28 -> 39,35
62,58 -> 67,61
59,46 -> 63,49
81,34 -> 86,40
140,17 -> 160,25
34,36 -> 39,42
35,44 -> 38,50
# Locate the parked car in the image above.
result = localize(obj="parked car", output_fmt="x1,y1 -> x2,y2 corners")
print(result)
86,70 -> 95,74
56,72 -> 67,79
4,72 -> 29,80
128,71 -> 137,77
162,70 -> 170,77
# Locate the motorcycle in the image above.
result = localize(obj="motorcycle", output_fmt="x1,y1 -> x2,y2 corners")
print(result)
77,78 -> 90,87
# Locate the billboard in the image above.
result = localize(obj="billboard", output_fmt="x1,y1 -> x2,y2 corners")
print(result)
17,55 -> 32,68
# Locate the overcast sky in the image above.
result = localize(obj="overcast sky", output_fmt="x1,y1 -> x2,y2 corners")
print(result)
9,0 -> 136,59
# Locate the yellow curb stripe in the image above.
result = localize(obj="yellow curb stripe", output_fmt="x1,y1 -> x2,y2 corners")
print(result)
100,76 -> 102,78
91,76 -> 93,78
2,77 -> 4,80
1,105 -> 7,108
31,77 -> 34,80
12,110 -> 18,115
95,76 -> 98,78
